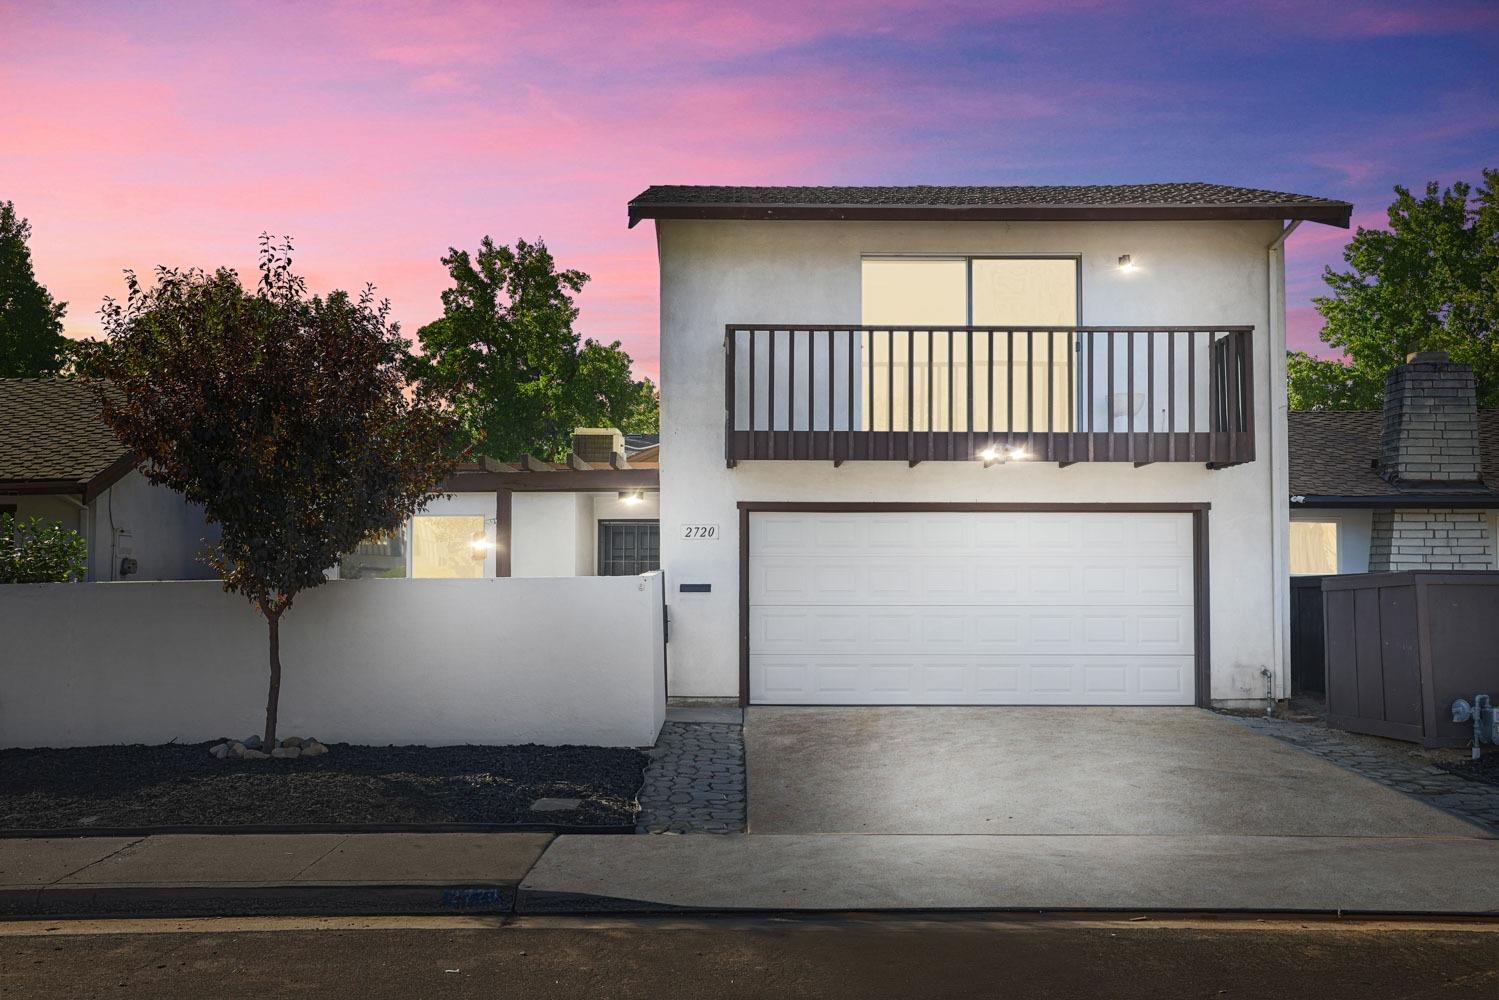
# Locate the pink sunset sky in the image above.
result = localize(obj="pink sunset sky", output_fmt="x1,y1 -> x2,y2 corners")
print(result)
3,0 -> 1497,382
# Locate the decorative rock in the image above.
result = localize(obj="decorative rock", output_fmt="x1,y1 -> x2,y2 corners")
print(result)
229,742 -> 247,757
239,748 -> 269,759
530,797 -> 582,812
280,736 -> 304,748
301,741 -> 328,757
270,746 -> 301,759
244,735 -> 263,750
209,743 -> 230,759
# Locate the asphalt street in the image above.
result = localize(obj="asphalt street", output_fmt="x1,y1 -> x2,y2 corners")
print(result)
0,913 -> 1495,999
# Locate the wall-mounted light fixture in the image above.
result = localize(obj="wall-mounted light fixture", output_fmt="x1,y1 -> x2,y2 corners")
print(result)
1118,254 -> 1135,273
977,445 -> 1031,465
619,489 -> 645,506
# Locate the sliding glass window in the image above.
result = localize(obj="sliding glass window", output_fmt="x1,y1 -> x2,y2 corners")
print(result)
859,256 -> 1078,433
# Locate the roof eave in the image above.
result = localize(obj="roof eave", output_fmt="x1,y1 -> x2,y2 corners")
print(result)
628,202 -> 1353,229
0,478 -> 87,497
1291,493 -> 1499,509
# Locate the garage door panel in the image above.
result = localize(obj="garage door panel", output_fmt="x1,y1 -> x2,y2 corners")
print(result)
750,512 -> 1191,560
749,605 -> 1194,655
749,511 -> 1196,706
750,654 -> 1195,705
752,558 -> 1191,606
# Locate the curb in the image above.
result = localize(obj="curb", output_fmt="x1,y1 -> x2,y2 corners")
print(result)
0,822 -> 632,840
0,883 -> 520,919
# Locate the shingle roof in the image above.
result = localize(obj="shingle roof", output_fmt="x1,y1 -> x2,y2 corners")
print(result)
0,379 -> 129,489
1288,409 -> 1499,501
628,183 -> 1352,228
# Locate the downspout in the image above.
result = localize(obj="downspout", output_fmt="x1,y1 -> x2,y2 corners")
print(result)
1264,220 -> 1300,712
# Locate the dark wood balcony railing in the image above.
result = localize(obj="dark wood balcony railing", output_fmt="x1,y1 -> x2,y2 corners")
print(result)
724,325 -> 1254,467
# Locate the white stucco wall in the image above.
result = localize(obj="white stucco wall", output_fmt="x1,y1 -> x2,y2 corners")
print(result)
655,218 -> 1291,704
4,470 -> 218,581
87,470 -> 220,581
512,492 -> 589,577
511,491 -> 662,578
0,574 -> 667,748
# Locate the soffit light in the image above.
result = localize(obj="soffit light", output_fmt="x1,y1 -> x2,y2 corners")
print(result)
978,445 -> 1030,464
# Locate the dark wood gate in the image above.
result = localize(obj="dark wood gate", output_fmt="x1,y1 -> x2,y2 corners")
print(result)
1290,575 -> 1328,694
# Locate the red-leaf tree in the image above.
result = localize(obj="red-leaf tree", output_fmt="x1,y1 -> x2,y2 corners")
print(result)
90,238 -> 459,747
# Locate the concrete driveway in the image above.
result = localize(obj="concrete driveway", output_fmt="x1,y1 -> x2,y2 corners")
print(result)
745,707 -> 1483,837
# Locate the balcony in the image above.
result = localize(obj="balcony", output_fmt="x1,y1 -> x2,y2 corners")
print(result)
724,325 -> 1254,467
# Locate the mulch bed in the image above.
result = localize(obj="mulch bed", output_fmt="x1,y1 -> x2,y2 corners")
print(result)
0,742 -> 650,831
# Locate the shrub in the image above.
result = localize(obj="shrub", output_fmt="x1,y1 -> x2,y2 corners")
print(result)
0,513 -> 87,583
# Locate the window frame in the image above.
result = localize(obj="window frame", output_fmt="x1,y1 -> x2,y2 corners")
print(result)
859,253 -> 1084,326
1289,516 -> 1341,576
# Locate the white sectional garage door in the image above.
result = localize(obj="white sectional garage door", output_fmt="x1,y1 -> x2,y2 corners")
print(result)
748,510 -> 1196,705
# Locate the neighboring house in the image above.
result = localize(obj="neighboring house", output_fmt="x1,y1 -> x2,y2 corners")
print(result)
336,428 -> 661,580
628,182 -> 1353,708
1289,352 -> 1499,575
0,378 -> 219,581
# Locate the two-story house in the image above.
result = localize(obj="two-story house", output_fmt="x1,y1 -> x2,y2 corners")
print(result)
630,183 -> 1352,709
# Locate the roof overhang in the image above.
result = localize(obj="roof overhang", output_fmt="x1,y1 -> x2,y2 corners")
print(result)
629,202 -> 1353,229
0,452 -> 138,504
440,466 -> 660,493
1291,493 -> 1499,509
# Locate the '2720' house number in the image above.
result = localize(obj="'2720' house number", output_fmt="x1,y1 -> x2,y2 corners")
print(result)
682,524 -> 719,540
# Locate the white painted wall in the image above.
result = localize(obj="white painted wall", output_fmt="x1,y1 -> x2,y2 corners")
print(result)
87,470 -> 220,581
511,491 -> 661,578
0,574 -> 667,748
4,470 -> 218,581
512,492 -> 589,577
656,218 -> 1291,704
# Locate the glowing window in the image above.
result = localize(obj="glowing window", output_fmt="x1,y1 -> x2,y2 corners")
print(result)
411,516 -> 487,579
1290,521 -> 1338,575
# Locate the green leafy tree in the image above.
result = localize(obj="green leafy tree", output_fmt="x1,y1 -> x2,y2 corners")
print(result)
1295,170 -> 1499,409
89,237 -> 459,747
1286,351 -> 1378,410
412,237 -> 657,460
0,201 -> 68,377
0,513 -> 87,583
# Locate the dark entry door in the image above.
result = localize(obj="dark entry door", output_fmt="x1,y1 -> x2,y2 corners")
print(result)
598,520 -> 660,576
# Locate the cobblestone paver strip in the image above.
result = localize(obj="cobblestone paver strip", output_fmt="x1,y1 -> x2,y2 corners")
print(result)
636,722 -> 746,834
1226,713 -> 1499,835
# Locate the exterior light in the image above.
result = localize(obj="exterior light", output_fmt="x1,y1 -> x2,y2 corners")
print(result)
1009,447 -> 1029,461
619,490 -> 645,506
1118,254 -> 1135,273
978,446 -> 1000,462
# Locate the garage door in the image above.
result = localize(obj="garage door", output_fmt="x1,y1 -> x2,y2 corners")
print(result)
748,510 -> 1196,705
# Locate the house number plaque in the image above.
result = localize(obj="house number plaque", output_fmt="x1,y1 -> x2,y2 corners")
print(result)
681,523 -> 720,540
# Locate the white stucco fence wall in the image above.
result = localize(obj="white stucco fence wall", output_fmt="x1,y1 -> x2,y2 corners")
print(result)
0,574 -> 666,749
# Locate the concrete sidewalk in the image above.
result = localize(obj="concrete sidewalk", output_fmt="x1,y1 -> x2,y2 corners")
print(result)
0,833 -> 553,918
6,826 -> 1499,918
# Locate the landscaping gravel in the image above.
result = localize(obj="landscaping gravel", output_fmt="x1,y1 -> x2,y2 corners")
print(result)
0,742 -> 649,830
1435,752 -> 1499,789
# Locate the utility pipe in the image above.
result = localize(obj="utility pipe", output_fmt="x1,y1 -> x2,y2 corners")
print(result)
1263,220 -> 1301,705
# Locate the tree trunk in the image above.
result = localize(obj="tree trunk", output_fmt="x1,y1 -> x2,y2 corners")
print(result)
263,612 -> 282,749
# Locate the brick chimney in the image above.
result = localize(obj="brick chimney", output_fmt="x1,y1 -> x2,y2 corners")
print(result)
1367,352 -> 1491,573
1378,351 -> 1482,485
